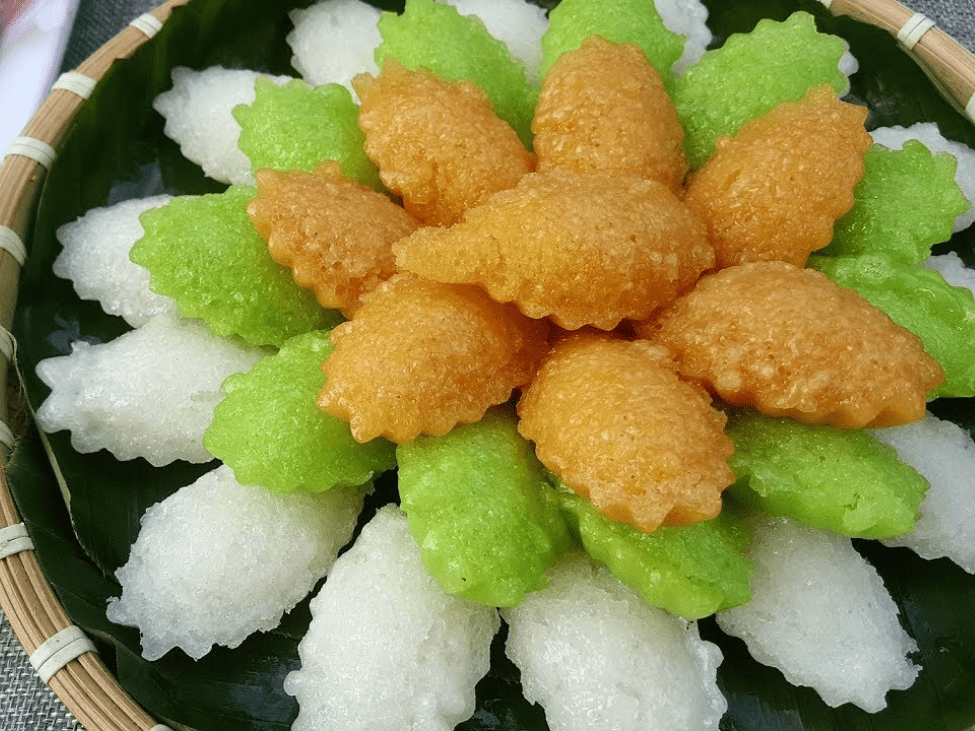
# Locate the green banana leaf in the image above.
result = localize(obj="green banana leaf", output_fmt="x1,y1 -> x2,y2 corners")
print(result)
7,0 -> 975,729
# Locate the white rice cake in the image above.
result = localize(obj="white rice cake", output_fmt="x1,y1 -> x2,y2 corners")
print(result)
153,66 -> 292,185
107,465 -> 365,660
836,45 -> 859,88
54,195 -> 176,328
716,516 -> 919,712
503,552 -> 726,731
446,0 -> 549,84
35,313 -> 264,466
287,0 -> 381,93
654,0 -> 712,74
871,122 -> 975,232
285,505 -> 499,731
874,412 -> 975,573
924,251 -> 975,298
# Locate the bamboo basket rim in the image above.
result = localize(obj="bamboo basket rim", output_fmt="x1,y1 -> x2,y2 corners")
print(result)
0,0 -> 973,729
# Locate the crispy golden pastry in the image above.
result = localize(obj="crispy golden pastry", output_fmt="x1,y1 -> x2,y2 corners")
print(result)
684,85 -> 871,268
353,60 -> 534,227
248,162 -> 419,316
319,274 -> 549,443
532,35 -> 688,191
642,261 -> 944,427
394,171 -> 713,331
518,332 -> 734,532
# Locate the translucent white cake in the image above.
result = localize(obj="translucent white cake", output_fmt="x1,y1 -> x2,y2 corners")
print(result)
285,505 -> 499,731
287,0 -> 381,93
874,412 -> 975,573
35,313 -> 264,466
54,195 -> 176,327
107,465 -> 366,660
503,552 -> 726,731
153,66 -> 292,185
716,516 -> 919,712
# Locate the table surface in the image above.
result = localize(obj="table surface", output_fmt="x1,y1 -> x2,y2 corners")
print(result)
2,0 -> 975,729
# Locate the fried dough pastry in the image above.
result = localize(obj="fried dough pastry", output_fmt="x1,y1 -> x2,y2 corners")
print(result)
248,162 -> 419,315
642,261 -> 944,428
684,85 -> 870,268
518,332 -> 734,532
353,60 -> 534,227
394,171 -> 713,330
532,36 -> 688,191
319,274 -> 549,443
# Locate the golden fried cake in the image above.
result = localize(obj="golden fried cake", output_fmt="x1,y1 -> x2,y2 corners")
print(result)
684,85 -> 871,268
248,162 -> 420,315
518,332 -> 734,532
643,261 -> 944,427
394,171 -> 714,331
532,36 -> 688,191
318,274 -> 549,443
353,60 -> 534,227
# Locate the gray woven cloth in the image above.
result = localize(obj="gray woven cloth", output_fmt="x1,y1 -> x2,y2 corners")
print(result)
58,0 -> 162,71
918,0 -> 975,51
0,607 -> 82,730
2,0 -> 974,729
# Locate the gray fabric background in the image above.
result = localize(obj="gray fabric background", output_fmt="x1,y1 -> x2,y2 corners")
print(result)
2,0 -> 974,729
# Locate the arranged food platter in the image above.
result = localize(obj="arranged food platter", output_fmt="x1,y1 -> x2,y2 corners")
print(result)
1,0 -> 974,730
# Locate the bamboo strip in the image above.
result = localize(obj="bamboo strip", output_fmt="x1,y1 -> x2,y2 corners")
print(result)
0,3 -> 188,729
0,473 -> 163,730
829,0 -> 975,120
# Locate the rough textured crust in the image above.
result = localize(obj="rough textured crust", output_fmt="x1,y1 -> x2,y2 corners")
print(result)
319,274 -> 549,443
518,333 -> 734,532
394,171 -> 713,331
353,60 -> 534,227
248,162 -> 419,315
684,85 -> 870,268
642,261 -> 944,428
532,36 -> 688,191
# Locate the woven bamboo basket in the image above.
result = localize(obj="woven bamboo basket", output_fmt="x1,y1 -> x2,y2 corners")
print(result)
0,0 -> 973,729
